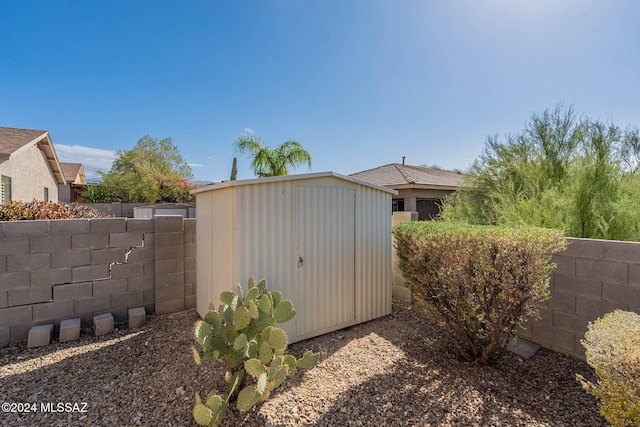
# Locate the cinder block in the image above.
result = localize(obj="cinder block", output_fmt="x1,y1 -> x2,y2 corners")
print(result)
0,305 -> 32,326
156,286 -> 183,303
0,256 -> 6,273
72,264 -> 110,282
128,275 -> 154,292
155,232 -> 183,248
53,282 -> 93,300
0,238 -> 29,256
553,310 -> 589,336
554,274 -> 602,298
50,219 -> 90,234
30,268 -> 72,287
110,262 -> 144,279
184,282 -> 195,297
90,218 -> 126,233
126,247 -> 154,263
28,324 -> 53,348
93,278 -> 128,296
563,238 -> 604,259
552,255 -> 575,276
72,233 -> 109,250
392,285 -> 411,302
184,243 -> 196,258
128,307 -> 146,328
51,250 -> 90,268
155,272 -> 183,288
185,295 -> 196,309
184,257 -> 195,272
576,258 -> 628,283
184,270 -> 196,286
8,286 -> 52,306
91,247 -> 127,265
0,325 -> 9,344
547,291 -> 576,313
59,318 -> 81,343
602,281 -> 640,305
126,219 -> 154,233
183,218 -> 196,233
33,300 -> 74,321
143,261 -> 155,276
0,290 -> 6,308
93,313 -> 114,336
156,299 -> 184,314
155,259 -> 184,275
109,232 -> 144,248
7,253 -> 51,272
603,241 -> 640,263
73,295 -> 111,314
110,291 -> 143,310
576,297 -> 620,321
30,235 -> 71,253
155,246 -> 183,261
507,337 -> 540,359
0,272 -> 30,290
143,232 -> 155,248
3,220 -> 49,237
154,216 -> 183,233
143,289 -> 155,304
630,264 -> 640,284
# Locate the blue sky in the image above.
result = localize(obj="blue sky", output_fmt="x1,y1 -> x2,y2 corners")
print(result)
1,1 -> 639,182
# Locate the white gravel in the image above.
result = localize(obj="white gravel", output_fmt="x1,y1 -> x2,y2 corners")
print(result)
0,301 -> 606,426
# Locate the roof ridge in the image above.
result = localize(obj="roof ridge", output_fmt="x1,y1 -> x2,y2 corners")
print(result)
393,163 -> 414,184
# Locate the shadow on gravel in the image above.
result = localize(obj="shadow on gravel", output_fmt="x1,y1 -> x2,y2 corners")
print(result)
301,302 -> 607,427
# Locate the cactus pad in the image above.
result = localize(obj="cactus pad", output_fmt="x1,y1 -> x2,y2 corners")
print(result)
192,346 -> 201,365
220,290 -> 235,306
258,341 -> 273,364
237,385 -> 259,412
256,372 -> 268,395
233,333 -> 248,351
297,350 -> 319,369
233,306 -> 251,330
274,300 -> 296,323
244,358 -> 266,377
193,403 -> 214,426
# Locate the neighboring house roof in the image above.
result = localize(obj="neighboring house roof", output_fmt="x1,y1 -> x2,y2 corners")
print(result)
350,163 -> 464,190
60,162 -> 87,185
0,126 -> 66,185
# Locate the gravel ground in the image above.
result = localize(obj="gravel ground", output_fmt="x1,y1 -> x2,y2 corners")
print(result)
1,300 -> 606,426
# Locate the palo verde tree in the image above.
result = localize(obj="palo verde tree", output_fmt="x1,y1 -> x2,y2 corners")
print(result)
92,136 -> 194,203
234,136 -> 312,177
440,105 -> 640,241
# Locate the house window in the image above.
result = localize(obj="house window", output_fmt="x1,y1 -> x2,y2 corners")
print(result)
44,187 -> 49,202
392,199 -> 405,212
1,175 -> 11,203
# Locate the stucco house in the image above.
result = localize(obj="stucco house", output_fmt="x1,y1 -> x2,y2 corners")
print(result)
350,161 -> 465,220
59,162 -> 88,203
0,127 -> 66,202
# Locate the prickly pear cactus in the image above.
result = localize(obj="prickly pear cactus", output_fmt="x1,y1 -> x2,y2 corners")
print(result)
192,277 -> 319,426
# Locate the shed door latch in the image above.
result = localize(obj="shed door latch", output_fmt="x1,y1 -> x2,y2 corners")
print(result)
298,256 -> 303,266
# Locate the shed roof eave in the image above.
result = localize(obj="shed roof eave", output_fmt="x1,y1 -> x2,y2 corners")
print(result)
191,171 -> 398,196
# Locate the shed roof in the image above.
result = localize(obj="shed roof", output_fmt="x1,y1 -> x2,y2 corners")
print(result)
0,126 -> 66,185
350,163 -> 464,190
191,171 -> 398,195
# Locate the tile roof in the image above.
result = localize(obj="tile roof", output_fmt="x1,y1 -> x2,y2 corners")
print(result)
0,126 -> 48,154
350,163 -> 464,188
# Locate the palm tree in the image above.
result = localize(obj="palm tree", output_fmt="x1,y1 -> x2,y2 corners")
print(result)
234,136 -> 312,177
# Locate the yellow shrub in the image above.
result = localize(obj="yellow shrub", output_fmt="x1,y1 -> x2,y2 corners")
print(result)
577,310 -> 640,427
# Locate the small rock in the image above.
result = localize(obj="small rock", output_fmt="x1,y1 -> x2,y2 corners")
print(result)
176,386 -> 185,395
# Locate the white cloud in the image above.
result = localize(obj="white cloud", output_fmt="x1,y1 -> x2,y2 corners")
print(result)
55,144 -> 117,179
243,128 -> 255,135
188,163 -> 205,168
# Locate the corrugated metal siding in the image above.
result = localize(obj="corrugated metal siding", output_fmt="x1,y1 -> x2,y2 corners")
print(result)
195,173 -> 393,342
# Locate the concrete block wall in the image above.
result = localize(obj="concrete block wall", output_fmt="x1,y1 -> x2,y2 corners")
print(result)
0,216 -> 196,344
79,202 -> 148,218
520,238 -> 640,360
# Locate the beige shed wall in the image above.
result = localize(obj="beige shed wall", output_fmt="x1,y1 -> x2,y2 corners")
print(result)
0,145 -> 59,202
195,173 -> 393,343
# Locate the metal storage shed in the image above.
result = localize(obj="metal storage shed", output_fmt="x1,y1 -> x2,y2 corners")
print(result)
192,172 -> 397,343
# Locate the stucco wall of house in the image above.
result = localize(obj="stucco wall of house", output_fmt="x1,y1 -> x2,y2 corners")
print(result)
0,144 -> 59,202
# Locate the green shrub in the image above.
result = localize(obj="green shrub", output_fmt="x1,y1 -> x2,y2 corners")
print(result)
192,277 -> 319,426
393,221 -> 566,365
577,310 -> 640,427
0,200 -> 107,221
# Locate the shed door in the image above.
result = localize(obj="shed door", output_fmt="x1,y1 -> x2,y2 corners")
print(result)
296,186 -> 355,337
